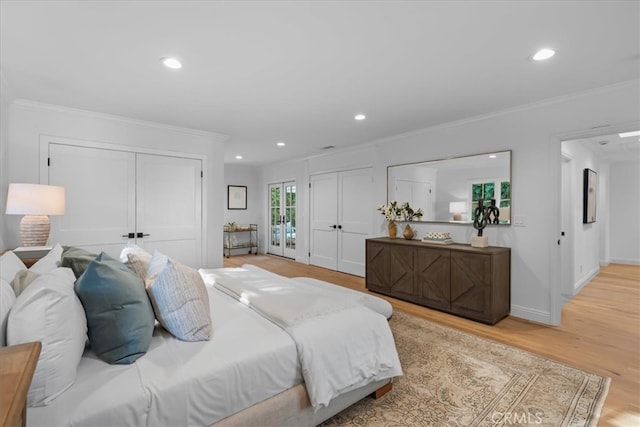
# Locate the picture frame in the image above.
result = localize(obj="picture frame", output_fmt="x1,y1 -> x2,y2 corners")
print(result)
583,168 -> 597,224
228,185 -> 247,210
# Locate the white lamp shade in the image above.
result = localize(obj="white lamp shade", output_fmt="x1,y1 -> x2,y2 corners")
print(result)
449,202 -> 467,213
6,183 -> 65,215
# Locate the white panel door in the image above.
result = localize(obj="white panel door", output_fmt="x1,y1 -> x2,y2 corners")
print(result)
338,168 -> 372,276
309,173 -> 338,270
136,154 -> 202,267
48,144 -> 136,259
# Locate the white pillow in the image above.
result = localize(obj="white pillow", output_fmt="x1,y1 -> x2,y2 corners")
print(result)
0,279 -> 16,346
0,250 -> 27,282
29,244 -> 64,274
7,267 -> 87,406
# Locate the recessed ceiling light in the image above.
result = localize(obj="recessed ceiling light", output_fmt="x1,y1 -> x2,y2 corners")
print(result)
618,130 -> 640,138
276,141 -> 286,147
161,57 -> 182,69
354,114 -> 366,121
532,48 -> 555,61
235,155 -> 243,160
489,155 -> 497,159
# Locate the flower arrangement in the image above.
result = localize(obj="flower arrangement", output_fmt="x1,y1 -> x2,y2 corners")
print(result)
377,201 -> 424,222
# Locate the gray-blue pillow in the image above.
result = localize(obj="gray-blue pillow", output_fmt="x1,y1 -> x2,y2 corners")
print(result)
74,252 -> 155,364
61,246 -> 97,279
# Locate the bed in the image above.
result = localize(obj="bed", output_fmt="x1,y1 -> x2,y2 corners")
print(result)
1,248 -> 402,427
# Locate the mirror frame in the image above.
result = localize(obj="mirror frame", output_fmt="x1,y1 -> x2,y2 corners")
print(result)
386,150 -> 512,225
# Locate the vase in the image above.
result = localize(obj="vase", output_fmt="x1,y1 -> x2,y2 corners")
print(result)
403,224 -> 414,240
388,221 -> 397,239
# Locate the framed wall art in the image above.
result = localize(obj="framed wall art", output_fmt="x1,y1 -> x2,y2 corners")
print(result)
228,185 -> 247,210
583,168 -> 597,224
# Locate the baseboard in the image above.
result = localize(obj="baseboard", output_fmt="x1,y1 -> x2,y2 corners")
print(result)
510,305 -> 552,325
574,266 -> 600,294
609,258 -> 640,266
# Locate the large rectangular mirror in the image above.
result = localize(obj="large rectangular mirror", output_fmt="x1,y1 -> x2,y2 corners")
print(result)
387,150 -> 511,224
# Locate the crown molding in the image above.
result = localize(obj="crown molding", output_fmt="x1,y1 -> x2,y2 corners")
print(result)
11,99 -> 230,142
367,79 -> 640,147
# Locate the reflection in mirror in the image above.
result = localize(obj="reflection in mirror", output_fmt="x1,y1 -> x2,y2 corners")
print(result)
387,151 -> 511,224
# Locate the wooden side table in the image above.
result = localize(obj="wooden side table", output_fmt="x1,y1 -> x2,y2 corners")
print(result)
0,342 -> 41,427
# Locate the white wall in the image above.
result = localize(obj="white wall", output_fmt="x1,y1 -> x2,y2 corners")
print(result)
561,139 -> 602,291
257,80 -> 639,325
223,164 -> 262,253
3,100 -> 228,268
0,74 -> 13,250
609,159 -> 640,264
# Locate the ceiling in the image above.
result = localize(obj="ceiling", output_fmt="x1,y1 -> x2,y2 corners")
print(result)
1,1 -> 638,165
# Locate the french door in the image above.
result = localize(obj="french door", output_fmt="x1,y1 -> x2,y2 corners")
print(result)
309,168 -> 372,276
268,181 -> 296,259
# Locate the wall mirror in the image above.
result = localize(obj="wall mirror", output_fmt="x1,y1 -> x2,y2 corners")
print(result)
387,150 -> 511,224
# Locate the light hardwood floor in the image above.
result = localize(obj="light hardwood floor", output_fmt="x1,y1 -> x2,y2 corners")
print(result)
224,254 -> 639,426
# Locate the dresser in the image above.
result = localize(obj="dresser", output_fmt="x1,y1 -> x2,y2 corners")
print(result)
366,237 -> 510,324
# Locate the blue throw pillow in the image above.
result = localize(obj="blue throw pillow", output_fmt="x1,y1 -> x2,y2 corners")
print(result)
75,252 -> 155,364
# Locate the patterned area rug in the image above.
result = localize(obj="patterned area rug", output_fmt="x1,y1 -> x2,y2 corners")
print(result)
323,310 -> 609,427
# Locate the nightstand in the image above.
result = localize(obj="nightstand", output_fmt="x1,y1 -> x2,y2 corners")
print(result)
13,246 -> 52,268
0,342 -> 41,427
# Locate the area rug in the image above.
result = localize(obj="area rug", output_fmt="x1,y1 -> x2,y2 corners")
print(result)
322,310 -> 610,427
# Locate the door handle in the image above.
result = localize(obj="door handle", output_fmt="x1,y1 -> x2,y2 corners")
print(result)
121,232 -> 135,239
330,225 -> 337,229
136,232 -> 150,238
337,225 -> 342,230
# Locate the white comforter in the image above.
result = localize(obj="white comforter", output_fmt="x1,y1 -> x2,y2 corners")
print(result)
211,265 -> 403,409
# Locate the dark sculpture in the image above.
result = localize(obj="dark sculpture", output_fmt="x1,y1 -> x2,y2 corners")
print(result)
473,198 -> 488,236
486,199 -> 501,224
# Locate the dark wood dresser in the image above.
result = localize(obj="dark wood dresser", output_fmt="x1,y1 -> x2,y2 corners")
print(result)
366,237 -> 511,324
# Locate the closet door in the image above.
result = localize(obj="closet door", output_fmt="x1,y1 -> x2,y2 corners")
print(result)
47,144 -> 203,267
48,144 -> 136,259
136,154 -> 202,267
309,168 -> 372,276
337,168 -> 372,276
309,173 -> 339,270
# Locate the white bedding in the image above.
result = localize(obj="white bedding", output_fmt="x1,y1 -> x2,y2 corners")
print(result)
210,265 -> 403,410
28,285 -> 301,426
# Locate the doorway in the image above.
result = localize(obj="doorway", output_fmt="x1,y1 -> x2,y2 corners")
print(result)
268,181 -> 296,259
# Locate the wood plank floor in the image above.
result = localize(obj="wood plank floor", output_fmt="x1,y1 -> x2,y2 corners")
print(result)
223,255 -> 639,426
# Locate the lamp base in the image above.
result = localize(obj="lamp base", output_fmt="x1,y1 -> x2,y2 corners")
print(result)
470,235 -> 489,248
20,215 -> 51,247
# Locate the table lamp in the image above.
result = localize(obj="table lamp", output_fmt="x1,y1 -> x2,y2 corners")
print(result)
449,201 -> 466,221
5,183 -> 65,247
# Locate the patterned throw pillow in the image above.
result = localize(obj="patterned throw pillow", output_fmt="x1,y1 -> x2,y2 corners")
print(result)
145,252 -> 212,342
121,245 -> 152,279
